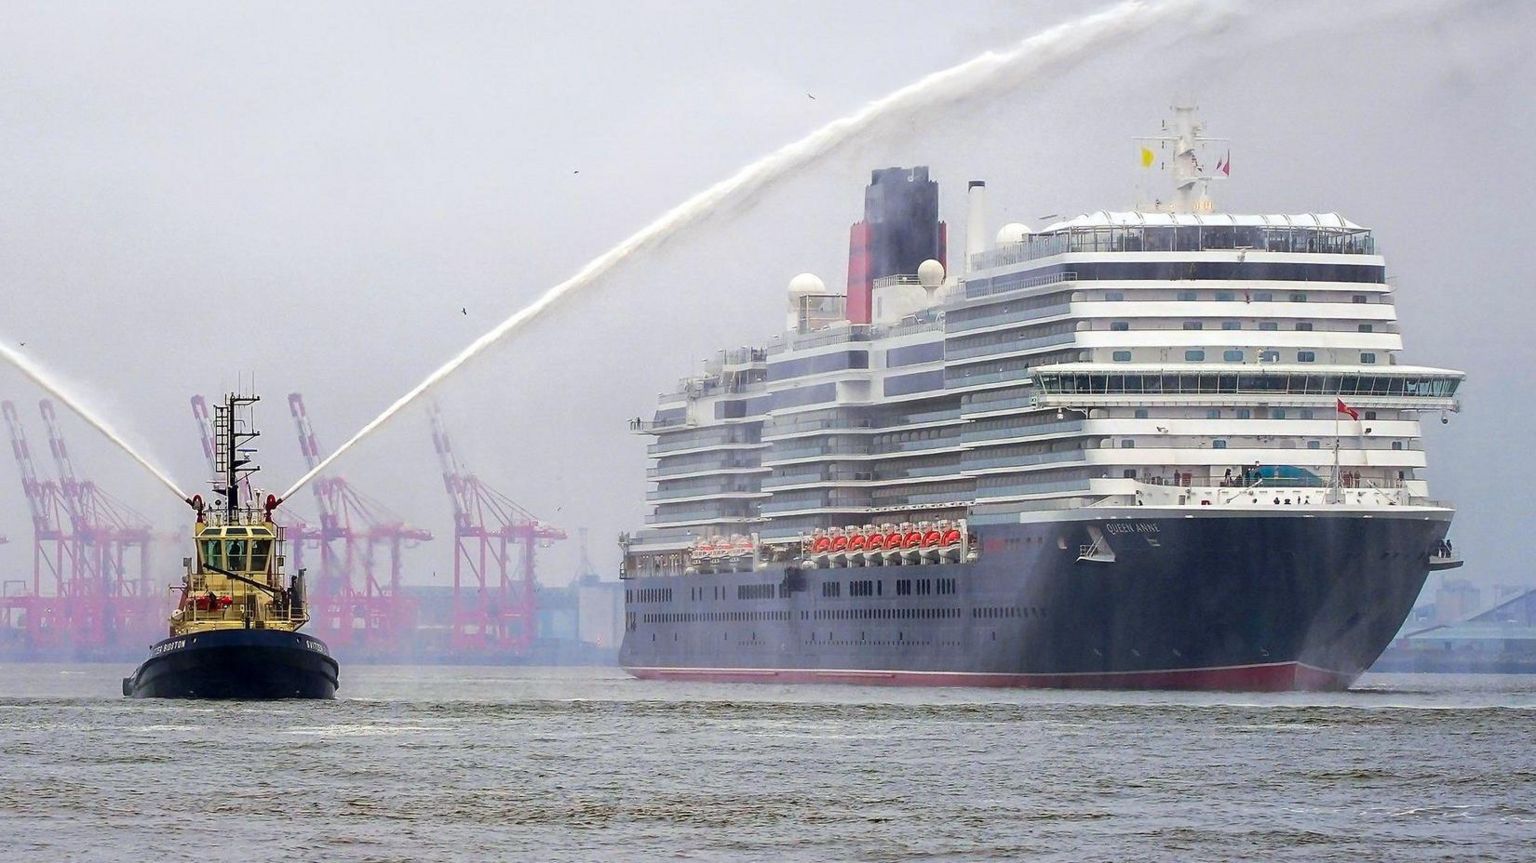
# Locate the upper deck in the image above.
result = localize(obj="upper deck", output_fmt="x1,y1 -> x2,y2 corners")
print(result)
970,212 -> 1376,273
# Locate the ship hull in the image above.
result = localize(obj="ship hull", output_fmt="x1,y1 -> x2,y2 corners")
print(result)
122,628 -> 338,699
619,510 -> 1449,691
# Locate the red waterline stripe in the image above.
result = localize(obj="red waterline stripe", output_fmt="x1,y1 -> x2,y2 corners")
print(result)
623,661 -> 1357,692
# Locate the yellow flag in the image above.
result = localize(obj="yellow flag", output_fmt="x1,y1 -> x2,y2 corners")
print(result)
1139,147 -> 1155,168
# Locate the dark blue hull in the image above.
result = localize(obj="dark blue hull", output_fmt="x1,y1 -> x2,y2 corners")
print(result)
619,510 -> 1450,691
122,628 -> 339,699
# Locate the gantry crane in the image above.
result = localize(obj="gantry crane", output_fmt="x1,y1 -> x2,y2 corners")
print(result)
430,403 -> 565,656
287,393 -> 430,654
0,400 -> 161,655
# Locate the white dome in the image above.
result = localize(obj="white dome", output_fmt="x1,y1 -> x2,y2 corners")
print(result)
917,259 -> 945,289
995,222 -> 1031,244
788,272 -> 826,296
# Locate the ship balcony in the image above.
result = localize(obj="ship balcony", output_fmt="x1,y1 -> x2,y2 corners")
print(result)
646,462 -> 768,480
943,364 -> 1035,391
630,416 -> 695,434
960,418 -> 1085,446
944,331 -> 1078,363
944,301 -> 1074,334
647,438 -> 767,457
646,487 -> 768,504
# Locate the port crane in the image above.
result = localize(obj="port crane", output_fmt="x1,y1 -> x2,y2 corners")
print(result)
0,400 -> 162,654
287,393 -> 430,654
430,403 -> 565,655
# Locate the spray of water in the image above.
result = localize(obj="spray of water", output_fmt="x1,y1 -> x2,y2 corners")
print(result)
0,342 -> 188,501
282,0 -> 1199,501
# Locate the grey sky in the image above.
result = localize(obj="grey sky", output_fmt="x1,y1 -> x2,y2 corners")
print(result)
0,1 -> 1531,599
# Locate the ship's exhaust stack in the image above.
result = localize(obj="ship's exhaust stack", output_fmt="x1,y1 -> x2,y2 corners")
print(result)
965,180 -> 987,271
845,167 -> 945,324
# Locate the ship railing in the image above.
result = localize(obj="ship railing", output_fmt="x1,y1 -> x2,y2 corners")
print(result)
962,269 -> 1078,299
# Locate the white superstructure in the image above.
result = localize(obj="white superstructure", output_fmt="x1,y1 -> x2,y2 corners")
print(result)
627,109 -> 1464,559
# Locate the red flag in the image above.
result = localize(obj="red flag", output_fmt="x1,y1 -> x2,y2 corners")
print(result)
1336,398 -> 1359,421
1218,150 -> 1231,176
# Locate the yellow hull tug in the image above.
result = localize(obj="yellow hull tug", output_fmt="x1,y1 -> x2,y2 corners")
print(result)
123,393 -> 337,699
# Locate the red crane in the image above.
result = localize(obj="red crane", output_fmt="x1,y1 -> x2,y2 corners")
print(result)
37,399 -> 161,652
430,403 -> 565,656
2,400 -> 72,651
287,393 -> 429,655
0,400 -> 162,655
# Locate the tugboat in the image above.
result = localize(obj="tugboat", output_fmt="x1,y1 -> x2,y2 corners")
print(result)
123,393 -> 338,699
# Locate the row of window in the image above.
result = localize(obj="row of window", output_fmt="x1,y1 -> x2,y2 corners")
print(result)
737,584 -> 776,600
1125,438 -> 1406,451
1110,321 -> 1376,332
972,606 -> 1047,619
814,607 -> 963,621
637,606 -> 1047,626
1106,290 -> 1374,304
1131,407 -> 1354,420
1202,440 -> 1406,451
642,610 -> 794,624
1110,349 -> 1378,364
627,587 -> 675,604
1035,371 -> 1456,397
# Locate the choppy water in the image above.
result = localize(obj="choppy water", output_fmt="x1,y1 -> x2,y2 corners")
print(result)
1,665 -> 1533,862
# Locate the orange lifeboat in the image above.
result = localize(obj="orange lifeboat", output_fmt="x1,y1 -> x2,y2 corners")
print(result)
903,530 -> 923,549
942,528 -> 962,546
922,529 -> 942,547
866,531 -> 885,552
848,532 -> 868,551
831,533 -> 849,552
811,535 -> 832,554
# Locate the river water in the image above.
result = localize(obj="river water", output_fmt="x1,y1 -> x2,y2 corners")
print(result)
1,665 -> 1532,862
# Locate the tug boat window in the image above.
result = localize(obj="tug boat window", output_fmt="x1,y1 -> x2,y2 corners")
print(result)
226,540 -> 248,572
202,538 -> 223,569
250,539 -> 272,573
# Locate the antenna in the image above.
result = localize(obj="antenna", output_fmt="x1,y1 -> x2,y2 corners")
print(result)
1133,104 -> 1230,213
214,392 -> 261,516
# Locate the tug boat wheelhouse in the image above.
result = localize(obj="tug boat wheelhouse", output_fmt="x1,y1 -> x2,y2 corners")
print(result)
123,393 -> 337,699
618,107 -> 1466,691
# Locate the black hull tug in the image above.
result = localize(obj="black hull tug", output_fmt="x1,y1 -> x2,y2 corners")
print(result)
124,392 -> 338,699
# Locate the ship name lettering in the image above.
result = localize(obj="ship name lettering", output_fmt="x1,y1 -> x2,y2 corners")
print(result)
151,639 -> 187,656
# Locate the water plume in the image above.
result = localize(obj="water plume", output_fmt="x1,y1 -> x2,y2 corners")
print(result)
0,341 -> 188,501
282,0 -> 1200,501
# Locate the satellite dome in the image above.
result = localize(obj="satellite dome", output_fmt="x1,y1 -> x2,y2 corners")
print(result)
996,222 -> 1031,244
917,259 -> 945,289
788,272 -> 826,296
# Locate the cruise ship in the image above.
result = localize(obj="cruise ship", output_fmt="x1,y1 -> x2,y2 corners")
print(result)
618,107 -> 1465,690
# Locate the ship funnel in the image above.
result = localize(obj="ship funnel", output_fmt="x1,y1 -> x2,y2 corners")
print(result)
965,180 -> 988,271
